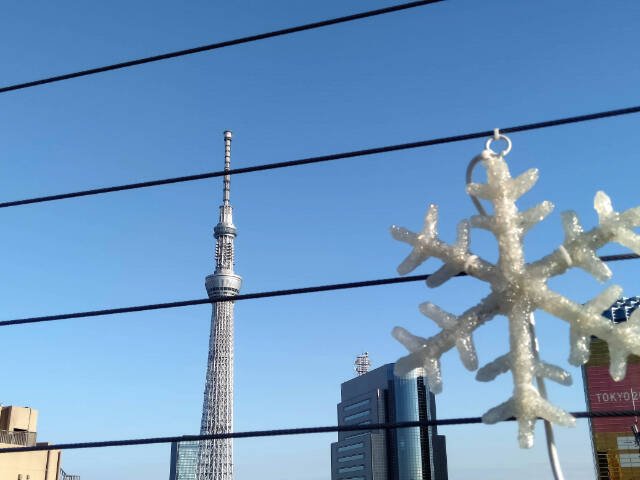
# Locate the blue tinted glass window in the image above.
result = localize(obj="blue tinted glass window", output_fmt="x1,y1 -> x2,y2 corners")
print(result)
343,432 -> 368,440
338,442 -> 364,453
175,441 -> 199,480
344,399 -> 370,412
338,453 -> 364,463
338,465 -> 364,473
344,410 -> 370,421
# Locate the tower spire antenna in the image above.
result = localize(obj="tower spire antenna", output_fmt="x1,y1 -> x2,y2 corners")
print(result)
223,130 -> 232,206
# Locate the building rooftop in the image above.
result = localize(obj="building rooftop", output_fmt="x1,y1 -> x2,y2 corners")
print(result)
0,405 -> 38,433
602,296 -> 640,323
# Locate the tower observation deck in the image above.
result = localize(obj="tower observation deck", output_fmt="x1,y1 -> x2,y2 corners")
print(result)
196,131 -> 242,480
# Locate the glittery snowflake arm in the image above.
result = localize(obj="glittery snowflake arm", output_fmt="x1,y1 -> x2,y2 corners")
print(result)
392,292 -> 501,392
528,191 -> 640,281
391,143 -> 640,448
390,202 -> 502,392
390,206 -> 496,285
539,285 -> 640,380
476,353 -> 572,386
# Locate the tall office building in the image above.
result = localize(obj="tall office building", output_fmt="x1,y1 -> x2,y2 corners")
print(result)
330,362 -> 448,480
196,131 -> 242,480
582,296 -> 640,480
170,441 -> 199,480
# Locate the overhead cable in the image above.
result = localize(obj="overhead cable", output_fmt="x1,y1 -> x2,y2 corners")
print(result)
2,252 -> 637,327
0,0 -> 445,94
0,273 -> 431,327
1,104 -> 639,209
1,410 -> 639,454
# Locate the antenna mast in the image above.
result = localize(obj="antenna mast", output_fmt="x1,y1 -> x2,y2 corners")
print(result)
354,352 -> 371,376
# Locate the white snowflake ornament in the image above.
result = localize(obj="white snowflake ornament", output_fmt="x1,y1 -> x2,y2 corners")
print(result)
391,135 -> 640,448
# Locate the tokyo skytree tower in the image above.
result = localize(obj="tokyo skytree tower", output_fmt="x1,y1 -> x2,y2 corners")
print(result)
196,131 -> 242,480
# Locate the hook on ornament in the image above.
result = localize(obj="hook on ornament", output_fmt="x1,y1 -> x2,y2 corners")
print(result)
466,129 -> 513,216
484,128 -> 512,157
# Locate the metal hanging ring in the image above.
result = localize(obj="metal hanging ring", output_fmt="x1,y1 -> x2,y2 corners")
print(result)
484,133 -> 512,157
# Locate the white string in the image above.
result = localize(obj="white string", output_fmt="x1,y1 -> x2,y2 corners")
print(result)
530,314 -> 566,480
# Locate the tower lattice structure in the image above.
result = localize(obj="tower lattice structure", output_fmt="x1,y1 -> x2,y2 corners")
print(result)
354,352 -> 371,376
196,131 -> 242,480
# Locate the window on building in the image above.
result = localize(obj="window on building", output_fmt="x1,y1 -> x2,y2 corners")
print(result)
338,453 -> 364,463
343,432 -> 368,440
344,410 -> 370,422
620,453 -> 640,468
344,399 -> 370,412
338,442 -> 364,453
338,465 -> 365,473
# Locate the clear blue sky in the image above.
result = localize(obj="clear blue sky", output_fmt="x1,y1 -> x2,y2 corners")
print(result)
1,1 -> 640,478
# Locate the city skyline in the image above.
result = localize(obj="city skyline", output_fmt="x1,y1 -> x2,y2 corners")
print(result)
1,1 -> 640,479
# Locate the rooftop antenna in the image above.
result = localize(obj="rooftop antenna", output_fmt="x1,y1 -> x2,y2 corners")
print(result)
354,352 -> 371,376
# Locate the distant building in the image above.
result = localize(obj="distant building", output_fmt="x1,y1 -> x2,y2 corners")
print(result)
330,362 -> 448,480
169,441 -> 199,480
0,405 -> 62,480
582,296 -> 640,480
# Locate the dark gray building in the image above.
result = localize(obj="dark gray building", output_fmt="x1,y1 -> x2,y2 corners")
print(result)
330,364 -> 448,480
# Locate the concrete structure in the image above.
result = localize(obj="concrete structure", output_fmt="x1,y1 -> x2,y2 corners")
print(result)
330,363 -> 448,480
583,296 -> 640,480
59,470 -> 80,480
169,441 -> 199,480
196,131 -> 242,480
0,405 -> 61,480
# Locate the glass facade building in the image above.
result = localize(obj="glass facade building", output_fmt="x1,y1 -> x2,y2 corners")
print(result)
393,372 -> 429,479
169,441 -> 199,480
330,363 -> 448,480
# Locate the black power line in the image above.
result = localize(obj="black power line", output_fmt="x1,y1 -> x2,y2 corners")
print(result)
0,273 -> 431,327
2,252 -> 638,327
0,0 -> 445,95
1,410 -> 638,453
1,104 -> 639,210
599,253 -> 640,262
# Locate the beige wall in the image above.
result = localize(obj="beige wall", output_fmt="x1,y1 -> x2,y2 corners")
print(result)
0,406 -> 59,480
0,407 -> 38,434
0,442 -> 60,480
